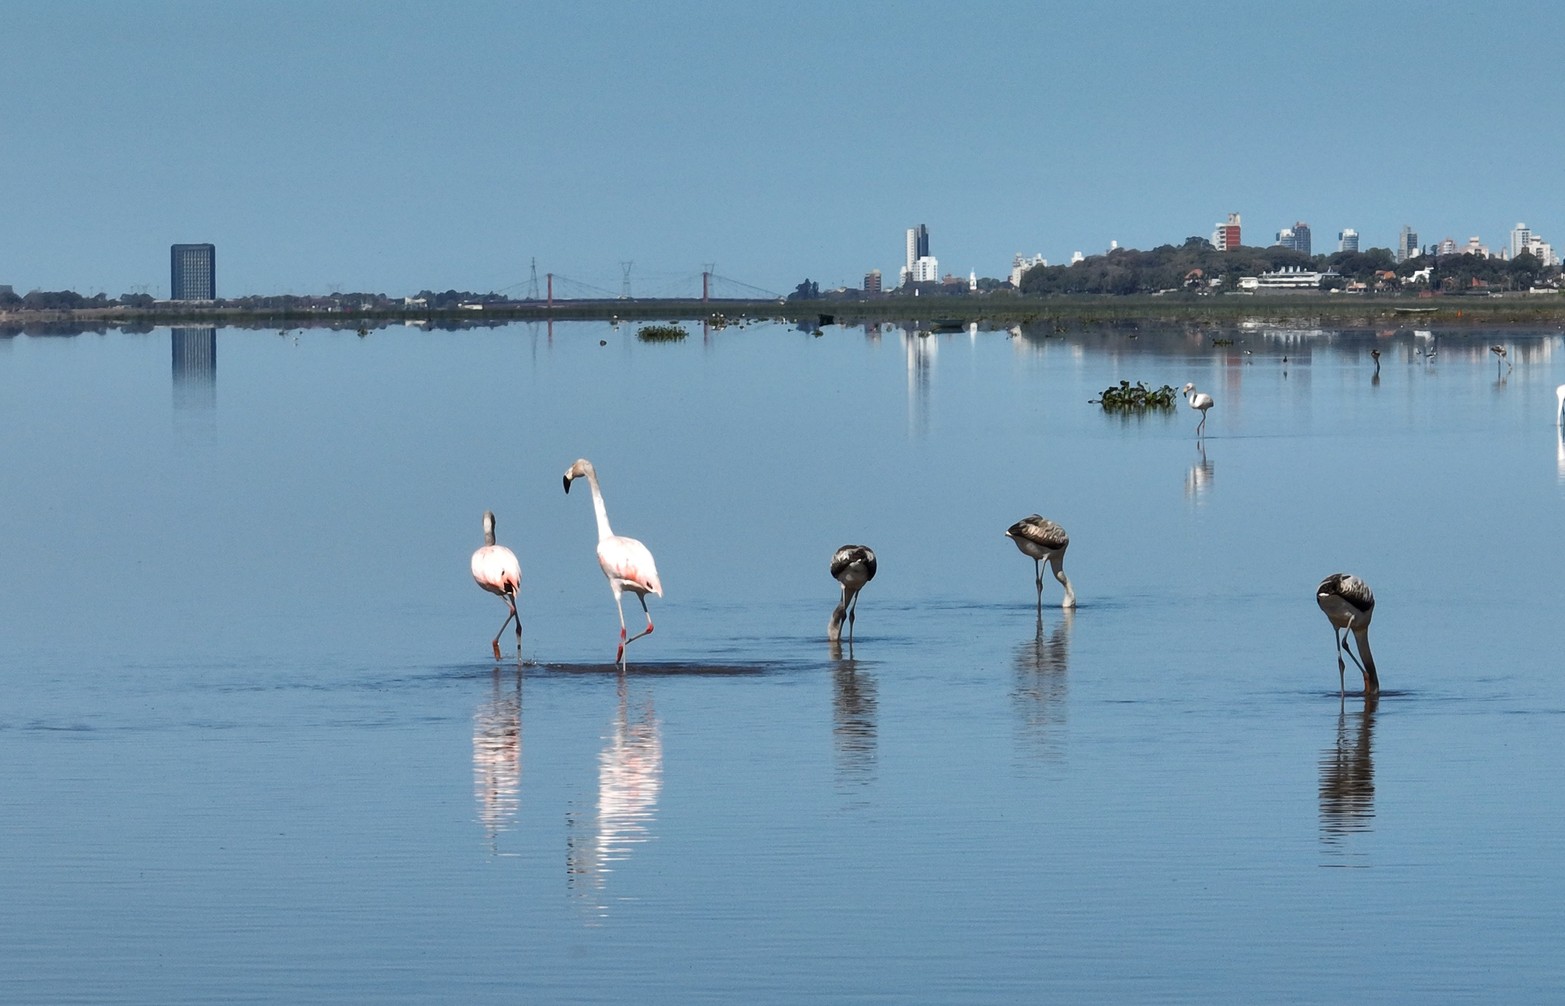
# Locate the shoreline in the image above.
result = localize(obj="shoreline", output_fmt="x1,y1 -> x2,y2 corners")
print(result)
5,292 -> 1565,335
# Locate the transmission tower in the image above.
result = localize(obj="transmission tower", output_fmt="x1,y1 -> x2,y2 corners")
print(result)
527,258 -> 540,300
620,261 -> 634,299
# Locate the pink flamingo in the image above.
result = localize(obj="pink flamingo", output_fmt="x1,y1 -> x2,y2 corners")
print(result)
1182,382 -> 1214,436
471,510 -> 522,660
564,458 -> 663,667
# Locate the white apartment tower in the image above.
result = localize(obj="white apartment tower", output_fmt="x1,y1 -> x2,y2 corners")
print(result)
1510,223 -> 1533,260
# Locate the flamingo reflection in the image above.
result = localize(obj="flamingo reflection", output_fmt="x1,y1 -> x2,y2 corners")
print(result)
1013,609 -> 1072,759
567,677 -> 662,914
1184,441 -> 1213,503
1319,694 -> 1377,851
472,667 -> 522,851
829,644 -> 878,787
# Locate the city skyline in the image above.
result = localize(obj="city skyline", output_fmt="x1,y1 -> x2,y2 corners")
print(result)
3,3 -> 1564,297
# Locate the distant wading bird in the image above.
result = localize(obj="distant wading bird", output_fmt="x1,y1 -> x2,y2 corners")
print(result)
563,458 -> 663,667
1315,573 -> 1379,698
471,510 -> 522,660
828,545 -> 877,645
1182,382 -> 1214,436
1005,516 -> 1076,609
1555,384 -> 1564,425
1491,345 -> 1511,376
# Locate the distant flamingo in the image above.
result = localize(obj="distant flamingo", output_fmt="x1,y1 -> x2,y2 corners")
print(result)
828,545 -> 877,645
471,510 -> 522,660
1555,384 -> 1564,425
1316,573 -> 1379,698
1370,348 -> 1381,375
1182,382 -> 1214,436
564,458 -> 663,667
1491,344 -> 1511,376
1006,516 -> 1076,609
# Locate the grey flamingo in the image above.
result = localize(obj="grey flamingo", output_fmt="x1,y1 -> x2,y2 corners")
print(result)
828,545 -> 877,645
1316,573 -> 1379,698
1005,516 -> 1076,609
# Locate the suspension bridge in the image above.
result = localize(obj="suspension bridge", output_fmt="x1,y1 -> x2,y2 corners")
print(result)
498,265 -> 782,305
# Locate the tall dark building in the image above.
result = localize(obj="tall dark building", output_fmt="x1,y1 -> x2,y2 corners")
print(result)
171,243 -> 216,300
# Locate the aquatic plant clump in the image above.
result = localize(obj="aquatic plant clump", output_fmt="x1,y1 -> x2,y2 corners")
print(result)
636,323 -> 689,342
1091,380 -> 1179,412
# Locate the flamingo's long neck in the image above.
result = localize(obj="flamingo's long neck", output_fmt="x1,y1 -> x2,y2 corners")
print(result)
584,468 -> 615,542
1049,555 -> 1076,609
1353,626 -> 1379,696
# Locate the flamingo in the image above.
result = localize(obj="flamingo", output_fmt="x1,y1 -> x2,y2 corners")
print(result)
563,458 -> 662,667
1370,348 -> 1381,375
1316,573 -> 1379,698
471,510 -> 522,660
1005,516 -> 1076,609
1491,344 -> 1511,375
1556,384 -> 1565,425
1182,382 -> 1214,436
828,545 -> 877,645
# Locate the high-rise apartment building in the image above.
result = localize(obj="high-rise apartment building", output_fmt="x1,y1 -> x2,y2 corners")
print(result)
171,243 -> 216,300
1213,213 -> 1241,251
1290,222 -> 1311,256
1510,223 -> 1533,260
864,269 -> 882,295
1396,226 -> 1419,263
905,225 -> 929,272
903,224 -> 935,287
1338,228 -> 1359,253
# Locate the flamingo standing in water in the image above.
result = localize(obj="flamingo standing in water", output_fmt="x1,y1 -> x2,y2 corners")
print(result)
1316,573 -> 1379,698
471,510 -> 522,660
1005,516 -> 1076,609
1491,345 -> 1511,376
828,545 -> 877,645
1182,382 -> 1214,436
563,458 -> 663,667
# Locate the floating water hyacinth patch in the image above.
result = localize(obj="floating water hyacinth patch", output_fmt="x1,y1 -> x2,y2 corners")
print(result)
1091,380 -> 1179,412
636,324 -> 689,342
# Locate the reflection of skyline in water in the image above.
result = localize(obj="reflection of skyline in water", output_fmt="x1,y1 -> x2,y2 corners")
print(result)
1319,697 -> 1376,857
473,667 -> 522,852
171,327 -> 216,410
902,327 -> 934,438
830,651 -> 877,788
1013,610 -> 1072,760
568,678 -> 662,918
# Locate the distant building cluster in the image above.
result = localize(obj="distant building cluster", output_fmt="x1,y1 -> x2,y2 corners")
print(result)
900,225 -> 938,286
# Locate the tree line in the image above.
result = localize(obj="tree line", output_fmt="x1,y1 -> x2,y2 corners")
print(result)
1017,237 -> 1560,295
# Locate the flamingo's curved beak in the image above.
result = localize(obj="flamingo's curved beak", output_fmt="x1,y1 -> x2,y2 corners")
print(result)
563,475 -> 573,494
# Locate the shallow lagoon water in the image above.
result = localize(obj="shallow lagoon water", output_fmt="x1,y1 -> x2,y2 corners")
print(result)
3,318 -> 1565,1002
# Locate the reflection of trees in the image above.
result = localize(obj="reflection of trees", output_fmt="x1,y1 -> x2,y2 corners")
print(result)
1013,610 -> 1072,759
1319,695 -> 1376,848
473,667 -> 522,851
568,678 -> 662,914
830,648 -> 877,787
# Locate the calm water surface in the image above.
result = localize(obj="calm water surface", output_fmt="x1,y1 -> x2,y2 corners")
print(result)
3,318 -> 1564,1002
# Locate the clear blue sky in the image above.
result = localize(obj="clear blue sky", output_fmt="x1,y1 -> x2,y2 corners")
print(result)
4,1 -> 1562,299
